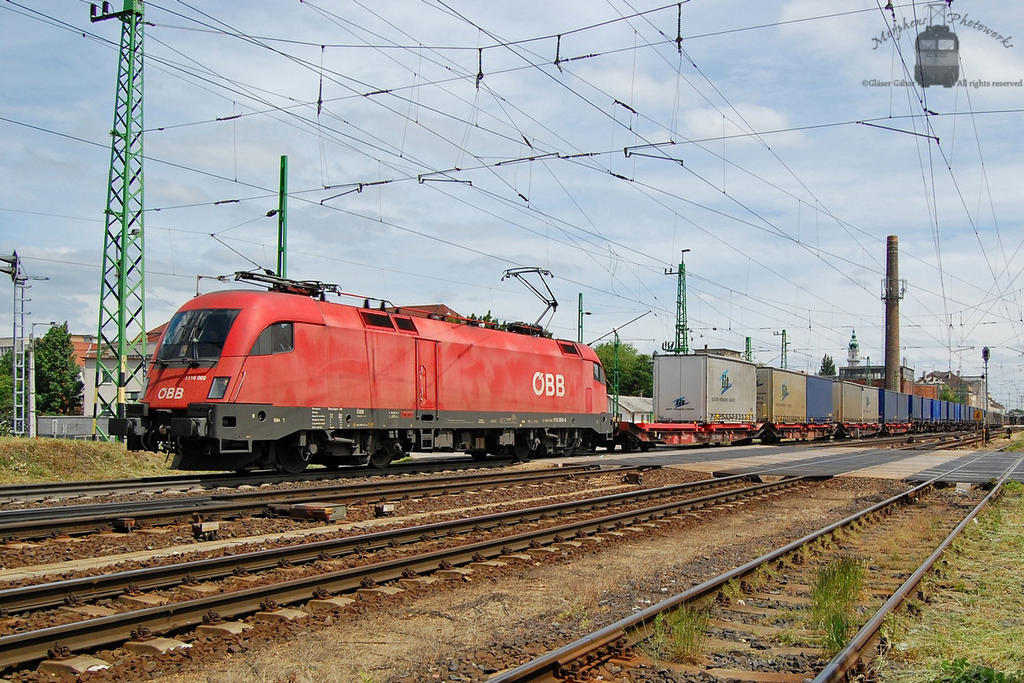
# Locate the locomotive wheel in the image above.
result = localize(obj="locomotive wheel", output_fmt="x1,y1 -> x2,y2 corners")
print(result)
469,450 -> 488,461
275,445 -> 311,475
369,449 -> 393,468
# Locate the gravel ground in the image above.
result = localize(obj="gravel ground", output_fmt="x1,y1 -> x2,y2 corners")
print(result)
0,466 -> 690,573
18,474 -> 906,683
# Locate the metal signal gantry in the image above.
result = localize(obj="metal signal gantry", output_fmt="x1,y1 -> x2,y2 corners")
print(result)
90,0 -> 147,440
1,252 -> 26,435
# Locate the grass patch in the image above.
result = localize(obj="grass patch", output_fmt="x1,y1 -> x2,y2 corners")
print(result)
935,658 -> 1023,683
811,556 -> 864,654
0,437 -> 175,483
876,483 -> 1024,681
1004,432 -> 1024,452
640,605 -> 710,664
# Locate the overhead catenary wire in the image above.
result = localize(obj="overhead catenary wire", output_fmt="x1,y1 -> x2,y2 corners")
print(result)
3,1 -> 1018,385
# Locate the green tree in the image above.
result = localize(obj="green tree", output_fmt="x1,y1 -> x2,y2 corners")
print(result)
818,354 -> 836,376
592,341 -> 653,397
34,323 -> 83,415
0,351 -> 12,435
939,384 -> 959,403
466,310 -> 503,328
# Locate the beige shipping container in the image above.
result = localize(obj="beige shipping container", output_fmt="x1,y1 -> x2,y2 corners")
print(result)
755,367 -> 807,423
832,380 -> 865,422
861,385 -> 878,423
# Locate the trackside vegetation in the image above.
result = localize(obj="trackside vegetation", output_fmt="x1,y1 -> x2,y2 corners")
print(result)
876,479 -> 1024,681
0,437 -> 173,483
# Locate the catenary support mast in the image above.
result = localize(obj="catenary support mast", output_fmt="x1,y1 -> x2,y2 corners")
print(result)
90,0 -> 146,440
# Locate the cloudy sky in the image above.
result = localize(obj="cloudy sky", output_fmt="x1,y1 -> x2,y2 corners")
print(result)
1,1 -> 1022,407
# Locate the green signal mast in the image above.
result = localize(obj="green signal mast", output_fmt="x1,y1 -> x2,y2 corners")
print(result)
90,0 -> 146,440
661,249 -> 690,355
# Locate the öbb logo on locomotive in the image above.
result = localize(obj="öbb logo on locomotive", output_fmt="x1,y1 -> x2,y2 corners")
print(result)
532,371 -> 566,397
157,386 -> 185,400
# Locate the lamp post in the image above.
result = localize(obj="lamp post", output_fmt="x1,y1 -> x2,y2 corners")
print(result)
577,293 -> 591,344
982,346 -> 990,442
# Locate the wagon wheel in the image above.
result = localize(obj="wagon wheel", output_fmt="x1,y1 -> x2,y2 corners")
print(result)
275,444 -> 311,475
469,450 -> 488,461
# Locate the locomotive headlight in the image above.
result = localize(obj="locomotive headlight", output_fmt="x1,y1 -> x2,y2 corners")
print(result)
207,377 -> 230,400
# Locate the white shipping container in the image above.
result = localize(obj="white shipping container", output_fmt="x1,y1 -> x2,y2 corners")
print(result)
756,367 -> 807,423
653,354 -> 756,423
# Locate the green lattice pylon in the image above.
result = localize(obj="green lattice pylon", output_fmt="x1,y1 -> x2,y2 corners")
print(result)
92,0 -> 146,440
662,249 -> 690,355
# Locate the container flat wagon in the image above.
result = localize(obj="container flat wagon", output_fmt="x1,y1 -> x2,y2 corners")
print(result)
620,354 -> 759,450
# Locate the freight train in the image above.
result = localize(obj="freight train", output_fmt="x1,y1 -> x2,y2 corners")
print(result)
111,273 -> 613,472
112,273 -> 998,471
615,353 -> 998,451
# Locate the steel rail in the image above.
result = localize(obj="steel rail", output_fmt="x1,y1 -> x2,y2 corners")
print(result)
489,448 -> 1003,682
0,457 -> 522,503
0,476 -> 807,669
813,452 -> 1024,682
0,472 -> 757,613
0,464 -> 613,540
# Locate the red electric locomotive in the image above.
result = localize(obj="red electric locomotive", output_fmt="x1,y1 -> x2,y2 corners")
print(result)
112,273 -> 613,472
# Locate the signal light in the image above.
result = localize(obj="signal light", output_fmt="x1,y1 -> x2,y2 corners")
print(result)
0,251 -> 20,281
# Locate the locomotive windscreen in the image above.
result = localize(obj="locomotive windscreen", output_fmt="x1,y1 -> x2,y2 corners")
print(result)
157,308 -> 241,363
918,38 -> 955,50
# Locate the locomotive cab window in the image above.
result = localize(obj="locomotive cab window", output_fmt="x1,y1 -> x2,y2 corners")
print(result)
592,362 -> 605,384
250,322 -> 294,356
157,308 -> 240,364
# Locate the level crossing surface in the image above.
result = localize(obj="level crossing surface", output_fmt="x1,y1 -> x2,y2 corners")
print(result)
562,443 -> 1023,483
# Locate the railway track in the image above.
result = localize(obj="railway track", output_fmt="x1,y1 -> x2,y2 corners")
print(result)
0,456 -> 522,504
0,473 -> 810,672
0,429 -> 986,506
491,450 -> 1021,682
0,464 -> 622,541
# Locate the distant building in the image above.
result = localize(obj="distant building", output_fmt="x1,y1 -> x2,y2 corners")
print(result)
839,363 -> 915,393
81,326 -> 164,418
694,347 -> 743,359
847,330 -> 861,366
610,395 -> 653,423
838,331 -> 914,392
385,304 -> 462,320
920,370 -> 978,406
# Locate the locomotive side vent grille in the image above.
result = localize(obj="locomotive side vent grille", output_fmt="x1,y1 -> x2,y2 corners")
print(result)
360,311 -> 394,329
559,342 -> 580,356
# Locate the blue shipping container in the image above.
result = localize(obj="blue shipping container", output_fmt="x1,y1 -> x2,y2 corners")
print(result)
897,392 -> 910,421
806,375 -> 834,423
912,395 -> 924,421
880,389 -> 898,423
923,397 -> 933,422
